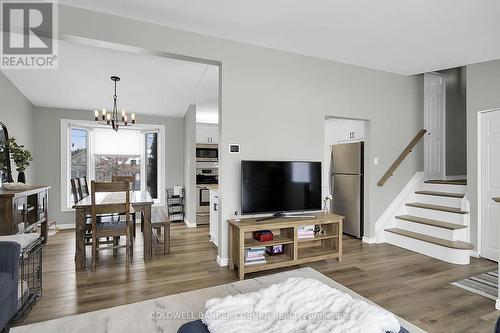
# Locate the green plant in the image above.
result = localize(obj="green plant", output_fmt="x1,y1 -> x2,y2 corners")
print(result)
7,137 -> 33,172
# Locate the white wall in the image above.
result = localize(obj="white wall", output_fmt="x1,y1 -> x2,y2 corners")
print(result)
33,106 -> 184,225
183,105 -> 197,226
56,5 -> 424,262
0,72 -> 35,182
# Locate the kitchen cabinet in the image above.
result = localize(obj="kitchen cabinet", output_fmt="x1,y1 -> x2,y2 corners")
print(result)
209,188 -> 219,247
196,123 -> 218,144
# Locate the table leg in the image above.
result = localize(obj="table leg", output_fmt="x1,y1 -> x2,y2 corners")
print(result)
238,228 -> 245,280
75,208 -> 86,270
143,204 -> 152,260
228,224 -> 234,270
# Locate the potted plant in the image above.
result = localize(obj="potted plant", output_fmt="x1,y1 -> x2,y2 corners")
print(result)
7,137 -> 33,183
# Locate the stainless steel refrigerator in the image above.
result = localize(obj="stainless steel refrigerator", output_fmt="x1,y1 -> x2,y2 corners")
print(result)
330,142 -> 364,238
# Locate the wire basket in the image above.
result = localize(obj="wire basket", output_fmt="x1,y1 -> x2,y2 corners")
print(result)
11,237 -> 43,323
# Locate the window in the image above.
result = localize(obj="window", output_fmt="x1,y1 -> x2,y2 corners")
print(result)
62,120 -> 165,211
145,132 -> 158,199
70,128 -> 88,179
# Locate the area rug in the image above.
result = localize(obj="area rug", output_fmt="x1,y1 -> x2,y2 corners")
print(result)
451,270 -> 498,300
12,267 -> 424,333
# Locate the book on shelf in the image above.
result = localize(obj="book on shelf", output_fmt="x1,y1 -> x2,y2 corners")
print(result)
245,259 -> 267,266
245,255 -> 266,262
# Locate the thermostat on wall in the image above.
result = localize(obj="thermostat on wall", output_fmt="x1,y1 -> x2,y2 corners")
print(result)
229,144 -> 240,154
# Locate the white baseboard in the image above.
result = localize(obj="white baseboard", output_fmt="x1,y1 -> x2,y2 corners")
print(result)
362,237 -> 377,244
374,172 -> 424,242
470,250 -> 480,258
217,256 -> 228,267
184,218 -> 196,228
444,175 -> 467,180
56,223 -> 75,230
496,299 -> 500,310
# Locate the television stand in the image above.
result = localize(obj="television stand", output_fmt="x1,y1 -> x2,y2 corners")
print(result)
228,214 -> 344,280
256,212 -> 317,222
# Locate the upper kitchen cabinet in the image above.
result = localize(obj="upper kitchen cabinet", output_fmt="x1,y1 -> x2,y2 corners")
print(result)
196,123 -> 219,144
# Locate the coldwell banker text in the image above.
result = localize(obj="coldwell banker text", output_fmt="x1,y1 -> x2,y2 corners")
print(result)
1,1 -> 58,69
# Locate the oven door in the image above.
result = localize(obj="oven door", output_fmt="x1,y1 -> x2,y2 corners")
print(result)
199,188 -> 210,207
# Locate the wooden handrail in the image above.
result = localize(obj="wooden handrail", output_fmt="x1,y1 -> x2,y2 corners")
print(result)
377,129 -> 427,186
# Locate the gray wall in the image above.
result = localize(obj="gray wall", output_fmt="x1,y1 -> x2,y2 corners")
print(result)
58,5 -> 424,259
183,105 -> 196,225
439,67 -> 467,176
33,106 -> 184,225
466,59 -> 500,249
58,5 -> 424,260
0,72 -> 35,182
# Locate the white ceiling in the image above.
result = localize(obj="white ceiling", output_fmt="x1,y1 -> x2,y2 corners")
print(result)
58,0 -> 500,75
1,40 -> 219,119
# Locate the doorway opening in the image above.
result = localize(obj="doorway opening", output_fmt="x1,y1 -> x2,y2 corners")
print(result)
424,67 -> 467,181
324,117 -> 368,239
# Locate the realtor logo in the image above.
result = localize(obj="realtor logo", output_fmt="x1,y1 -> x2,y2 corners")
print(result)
1,1 -> 58,69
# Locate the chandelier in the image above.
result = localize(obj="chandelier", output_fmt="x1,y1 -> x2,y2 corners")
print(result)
93,76 -> 136,131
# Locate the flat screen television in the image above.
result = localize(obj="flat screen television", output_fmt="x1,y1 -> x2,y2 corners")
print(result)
241,160 -> 322,215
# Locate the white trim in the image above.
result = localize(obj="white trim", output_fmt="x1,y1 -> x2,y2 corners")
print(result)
216,256 -> 228,267
444,175 -> 467,180
184,218 -> 196,228
496,299 -> 500,310
374,172 -> 424,242
470,250 -> 480,258
56,223 -> 76,230
361,237 -> 377,244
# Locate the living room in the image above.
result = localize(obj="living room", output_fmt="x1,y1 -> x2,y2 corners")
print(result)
1,1 -> 500,333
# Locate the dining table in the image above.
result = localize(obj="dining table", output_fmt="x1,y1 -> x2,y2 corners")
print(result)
73,190 -> 154,270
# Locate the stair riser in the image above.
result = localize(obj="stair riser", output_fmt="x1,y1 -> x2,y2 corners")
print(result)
414,194 -> 462,208
405,206 -> 467,224
394,219 -> 467,241
384,232 -> 471,265
422,183 -> 466,194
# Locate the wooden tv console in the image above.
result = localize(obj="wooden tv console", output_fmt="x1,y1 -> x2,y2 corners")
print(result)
228,214 -> 344,280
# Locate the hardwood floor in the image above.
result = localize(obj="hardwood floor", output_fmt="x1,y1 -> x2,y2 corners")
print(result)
22,223 -> 499,333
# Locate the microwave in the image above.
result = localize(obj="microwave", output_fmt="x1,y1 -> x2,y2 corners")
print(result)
196,144 -> 218,161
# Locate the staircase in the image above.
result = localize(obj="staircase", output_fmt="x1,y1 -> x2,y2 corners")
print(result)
383,179 -> 473,265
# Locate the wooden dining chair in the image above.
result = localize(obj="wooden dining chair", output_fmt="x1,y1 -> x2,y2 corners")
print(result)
112,175 -> 137,237
70,178 -> 83,203
91,180 -> 134,271
111,175 -> 135,190
79,177 -> 90,198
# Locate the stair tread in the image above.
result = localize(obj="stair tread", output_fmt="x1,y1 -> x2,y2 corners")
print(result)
424,179 -> 467,185
385,228 -> 474,250
406,202 -> 468,214
415,190 -> 464,198
395,215 -> 467,230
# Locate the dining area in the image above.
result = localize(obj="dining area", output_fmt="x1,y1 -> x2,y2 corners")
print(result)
70,176 -> 170,271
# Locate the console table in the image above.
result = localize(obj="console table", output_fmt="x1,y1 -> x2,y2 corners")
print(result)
0,185 -> 50,244
228,214 -> 343,280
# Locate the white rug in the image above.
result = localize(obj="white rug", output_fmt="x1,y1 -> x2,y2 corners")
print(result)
13,267 -> 425,333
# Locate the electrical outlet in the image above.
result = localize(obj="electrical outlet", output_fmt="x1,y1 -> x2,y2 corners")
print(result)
374,157 -> 379,166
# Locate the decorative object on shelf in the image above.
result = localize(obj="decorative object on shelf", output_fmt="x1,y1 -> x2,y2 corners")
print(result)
93,76 -> 136,132
322,194 -> 333,214
0,122 -> 13,183
2,182 -> 32,191
252,230 -> 273,242
7,137 -> 33,183
266,244 -> 284,255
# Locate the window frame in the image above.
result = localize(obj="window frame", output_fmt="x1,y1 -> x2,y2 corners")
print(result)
61,119 -> 165,212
